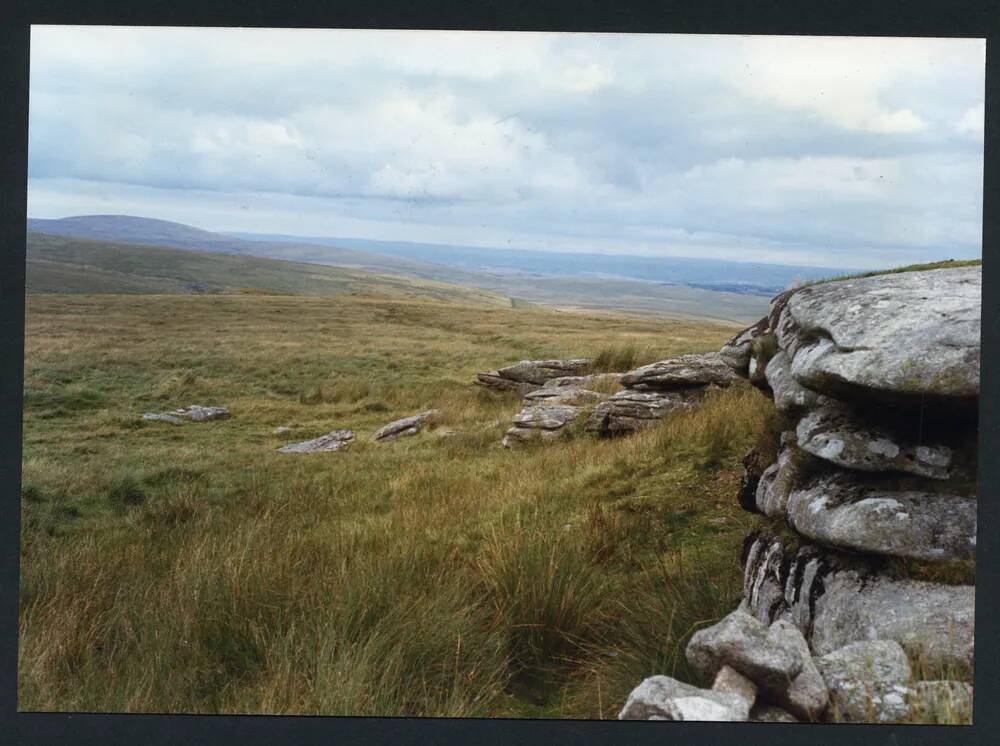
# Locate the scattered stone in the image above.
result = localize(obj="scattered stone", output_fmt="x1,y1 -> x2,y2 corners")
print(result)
372,409 -> 439,442
815,640 -> 913,723
795,399 -> 953,479
618,675 -> 751,721
273,426 -> 292,435
786,472 -> 977,562
175,404 -> 230,422
277,429 -> 356,454
774,266 -> 981,406
142,412 -> 184,425
619,352 -> 738,391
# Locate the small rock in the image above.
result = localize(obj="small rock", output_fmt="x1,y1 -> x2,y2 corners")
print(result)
620,352 -> 738,391
766,619 -> 829,721
273,426 -> 292,435
585,389 -> 702,435
176,405 -> 230,422
277,429 -> 356,454
372,409 -> 439,442
685,610 -> 803,692
749,704 -> 799,723
618,675 -> 751,721
142,412 -> 184,425
712,665 -> 758,709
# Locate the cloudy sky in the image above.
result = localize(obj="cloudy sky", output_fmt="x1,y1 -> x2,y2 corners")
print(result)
28,26 -> 985,268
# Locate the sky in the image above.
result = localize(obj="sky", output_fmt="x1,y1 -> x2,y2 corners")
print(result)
28,26 -> 986,268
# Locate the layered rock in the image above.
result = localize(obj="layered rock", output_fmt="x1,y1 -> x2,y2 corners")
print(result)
586,352 -> 735,436
623,266 -> 980,724
501,377 -> 615,447
476,359 -> 592,394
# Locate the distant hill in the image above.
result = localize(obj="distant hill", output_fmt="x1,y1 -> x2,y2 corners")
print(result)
26,215 -> 775,322
25,232 -> 511,307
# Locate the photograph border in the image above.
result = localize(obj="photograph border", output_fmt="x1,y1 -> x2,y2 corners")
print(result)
2,1 -> 998,744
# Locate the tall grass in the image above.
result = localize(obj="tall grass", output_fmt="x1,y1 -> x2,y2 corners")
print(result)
18,293 -> 810,718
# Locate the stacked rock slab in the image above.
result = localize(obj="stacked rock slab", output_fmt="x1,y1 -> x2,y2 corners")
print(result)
501,374 -> 620,447
621,266 -> 980,724
586,352 -> 737,435
476,359 -> 592,395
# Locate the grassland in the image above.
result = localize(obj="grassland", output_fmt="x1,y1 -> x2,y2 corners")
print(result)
19,289 -> 791,717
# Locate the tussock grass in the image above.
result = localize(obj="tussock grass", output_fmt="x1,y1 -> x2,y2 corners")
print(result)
19,292 -> 965,723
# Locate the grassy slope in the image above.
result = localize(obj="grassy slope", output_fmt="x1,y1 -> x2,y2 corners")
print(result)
20,292 -> 781,716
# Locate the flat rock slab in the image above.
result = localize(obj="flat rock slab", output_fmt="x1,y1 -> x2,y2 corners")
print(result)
796,399 -> 952,479
815,640 -> 912,723
786,472 -> 977,562
372,410 -> 439,442
142,405 -> 230,424
775,266 -> 981,405
278,429 -> 356,454
620,352 -> 738,391
619,675 -> 751,721
476,359 -> 592,392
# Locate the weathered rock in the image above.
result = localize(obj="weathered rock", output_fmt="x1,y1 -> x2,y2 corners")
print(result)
585,389 -> 702,435
502,404 -> 586,447
618,675 -> 751,721
176,404 -> 230,422
767,619 -> 829,720
720,317 -> 769,375
774,266 -> 981,406
277,429 -> 356,454
533,373 -> 622,390
142,412 -> 184,425
908,680 -> 973,722
754,434 -> 810,518
810,571 -> 974,672
620,352 -> 738,391
796,399 -> 953,479
712,665 -> 758,709
786,472 -> 977,562
372,410 -> 439,442
686,610 -> 803,692
143,405 -> 230,424
749,704 -> 799,722
476,359 -> 592,393
523,387 -> 606,407
815,640 -> 913,723
764,350 -> 820,415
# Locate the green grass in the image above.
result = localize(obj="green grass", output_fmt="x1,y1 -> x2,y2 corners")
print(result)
809,258 -> 982,286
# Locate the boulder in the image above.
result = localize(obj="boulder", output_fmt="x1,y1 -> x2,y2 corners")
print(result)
766,619 -> 829,721
277,429 -> 356,454
815,640 -> 912,723
809,571 -> 974,672
620,352 -> 737,391
712,665 -> 758,709
774,266 -> 981,406
786,472 -> 977,562
585,389 -> 701,435
795,399 -> 953,479
372,409 -> 439,442
685,610 -> 803,692
618,676 -> 751,721
502,404 -> 585,447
